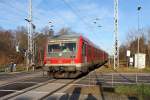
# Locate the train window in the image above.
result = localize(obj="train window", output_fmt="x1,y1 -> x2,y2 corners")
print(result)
62,43 -> 76,52
48,41 -> 77,58
48,44 -> 61,52
48,42 -> 76,53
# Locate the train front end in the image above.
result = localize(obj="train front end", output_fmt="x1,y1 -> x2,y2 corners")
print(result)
44,35 -> 81,78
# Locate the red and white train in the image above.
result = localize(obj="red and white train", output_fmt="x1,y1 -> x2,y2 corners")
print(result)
44,34 -> 108,78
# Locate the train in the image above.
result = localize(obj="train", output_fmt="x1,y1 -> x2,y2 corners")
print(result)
43,34 -> 108,78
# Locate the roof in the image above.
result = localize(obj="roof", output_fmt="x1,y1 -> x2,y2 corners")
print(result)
48,33 -> 81,40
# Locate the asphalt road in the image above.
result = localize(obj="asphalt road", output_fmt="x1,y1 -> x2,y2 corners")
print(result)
0,70 -> 51,98
0,71 -> 43,83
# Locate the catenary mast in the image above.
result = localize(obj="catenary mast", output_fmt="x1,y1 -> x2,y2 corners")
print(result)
114,0 -> 119,69
26,0 -> 33,70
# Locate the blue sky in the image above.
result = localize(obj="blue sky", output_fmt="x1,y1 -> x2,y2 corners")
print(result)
0,0 -> 150,54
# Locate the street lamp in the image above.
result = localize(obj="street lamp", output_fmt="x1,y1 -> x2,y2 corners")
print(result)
25,18 -> 35,29
25,18 -> 31,22
136,1 -> 142,83
137,6 -> 142,54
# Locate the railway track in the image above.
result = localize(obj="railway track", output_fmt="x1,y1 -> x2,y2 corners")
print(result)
0,73 -> 86,100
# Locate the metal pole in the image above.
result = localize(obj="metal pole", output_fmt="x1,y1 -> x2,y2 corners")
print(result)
29,0 -> 33,65
32,26 -> 35,71
137,4 -> 141,68
108,55 -> 110,67
112,73 -> 114,87
136,72 -> 138,84
137,6 -> 140,54
26,0 -> 33,71
30,0 -> 33,62
136,0 -> 142,84
114,0 -> 119,69
26,22 -> 29,71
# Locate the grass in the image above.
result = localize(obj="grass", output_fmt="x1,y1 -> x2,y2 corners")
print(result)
115,84 -> 150,100
96,65 -> 150,73
0,67 -> 5,72
0,64 -> 6,72
16,66 -> 26,71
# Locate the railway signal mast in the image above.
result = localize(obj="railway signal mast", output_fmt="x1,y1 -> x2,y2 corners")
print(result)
114,0 -> 119,69
26,0 -> 34,70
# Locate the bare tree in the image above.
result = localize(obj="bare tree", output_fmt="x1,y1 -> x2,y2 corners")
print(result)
15,26 -> 28,50
58,28 -> 71,35
41,26 -> 54,37
120,28 -> 150,67
0,29 -> 15,64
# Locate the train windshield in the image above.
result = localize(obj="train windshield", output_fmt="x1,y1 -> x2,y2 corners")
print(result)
48,42 -> 77,58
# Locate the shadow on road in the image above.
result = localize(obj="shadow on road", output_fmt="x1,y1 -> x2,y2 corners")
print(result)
59,86 -> 99,100
94,70 -> 106,100
69,87 -> 81,100
59,87 -> 81,100
86,93 -> 97,100
59,93 -> 69,100
128,96 -> 138,100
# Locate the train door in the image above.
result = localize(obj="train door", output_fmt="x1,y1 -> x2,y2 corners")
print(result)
82,42 -> 87,63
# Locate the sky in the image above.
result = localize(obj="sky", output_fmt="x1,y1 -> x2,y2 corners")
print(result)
0,0 -> 150,54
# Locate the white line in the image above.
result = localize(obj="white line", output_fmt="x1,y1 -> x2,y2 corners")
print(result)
14,82 -> 38,84
69,83 -> 98,87
0,90 -> 23,92
28,91 -> 49,94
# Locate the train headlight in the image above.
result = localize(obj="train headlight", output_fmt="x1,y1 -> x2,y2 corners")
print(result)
59,53 -> 62,56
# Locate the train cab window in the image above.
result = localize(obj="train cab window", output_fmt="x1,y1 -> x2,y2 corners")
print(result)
62,43 -> 76,52
82,42 -> 86,56
48,42 -> 77,58
48,43 -> 76,53
48,44 -> 61,52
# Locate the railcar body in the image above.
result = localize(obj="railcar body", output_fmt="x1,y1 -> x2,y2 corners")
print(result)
44,34 -> 108,78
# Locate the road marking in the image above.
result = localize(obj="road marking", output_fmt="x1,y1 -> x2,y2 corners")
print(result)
0,90 -> 23,92
14,82 -> 38,84
28,91 -> 49,94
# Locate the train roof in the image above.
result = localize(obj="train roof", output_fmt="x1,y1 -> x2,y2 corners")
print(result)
48,33 -> 81,40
